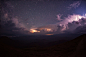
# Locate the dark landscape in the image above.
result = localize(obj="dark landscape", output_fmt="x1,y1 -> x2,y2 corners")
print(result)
0,34 -> 86,57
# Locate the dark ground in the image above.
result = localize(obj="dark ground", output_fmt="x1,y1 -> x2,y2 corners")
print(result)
0,34 -> 86,57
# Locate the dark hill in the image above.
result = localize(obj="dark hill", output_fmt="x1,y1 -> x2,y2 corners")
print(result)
0,34 -> 86,57
0,36 -> 26,57
45,34 -> 86,57
23,34 -> 86,57
0,36 -> 27,48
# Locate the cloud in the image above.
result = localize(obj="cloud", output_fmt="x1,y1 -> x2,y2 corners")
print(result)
34,14 -> 86,35
74,24 -> 86,34
56,14 -> 85,25
36,14 -> 86,35
68,1 -> 81,10
1,2 -> 30,36
56,14 -> 63,21
63,18 -> 86,34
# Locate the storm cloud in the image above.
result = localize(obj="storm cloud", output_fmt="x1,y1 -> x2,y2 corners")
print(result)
1,1 -> 30,36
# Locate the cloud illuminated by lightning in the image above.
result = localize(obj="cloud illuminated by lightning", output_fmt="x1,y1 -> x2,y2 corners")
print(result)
57,14 -> 86,25
29,13 -> 86,34
30,29 -> 40,33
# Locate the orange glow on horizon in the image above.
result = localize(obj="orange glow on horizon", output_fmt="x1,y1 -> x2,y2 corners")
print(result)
30,29 -> 40,33
46,29 -> 51,32
46,34 -> 53,35
39,28 -> 52,32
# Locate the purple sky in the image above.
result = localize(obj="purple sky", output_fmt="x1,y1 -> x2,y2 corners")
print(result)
1,0 -> 86,36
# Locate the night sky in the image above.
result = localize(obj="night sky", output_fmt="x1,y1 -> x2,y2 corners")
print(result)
1,0 -> 86,36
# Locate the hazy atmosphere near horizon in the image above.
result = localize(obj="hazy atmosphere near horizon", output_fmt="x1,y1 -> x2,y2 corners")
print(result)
1,0 -> 86,37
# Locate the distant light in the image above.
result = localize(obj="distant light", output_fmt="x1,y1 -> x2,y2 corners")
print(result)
46,29 -> 51,32
30,29 -> 40,33
78,15 -> 82,19
40,28 -> 52,32
46,34 -> 53,35
44,28 -> 52,32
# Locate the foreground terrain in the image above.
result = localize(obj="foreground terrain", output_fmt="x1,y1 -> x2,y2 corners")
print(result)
0,34 -> 86,57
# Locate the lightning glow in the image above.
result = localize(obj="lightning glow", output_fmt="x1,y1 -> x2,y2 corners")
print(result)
68,15 -> 83,22
46,34 -> 53,35
45,28 -> 52,32
30,29 -> 40,33
40,28 -> 52,32
58,14 -> 86,25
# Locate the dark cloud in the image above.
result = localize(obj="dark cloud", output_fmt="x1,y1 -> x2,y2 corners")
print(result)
67,21 -> 79,31
4,20 -> 15,27
74,24 -> 86,34
1,1 -> 30,36
79,18 -> 86,25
